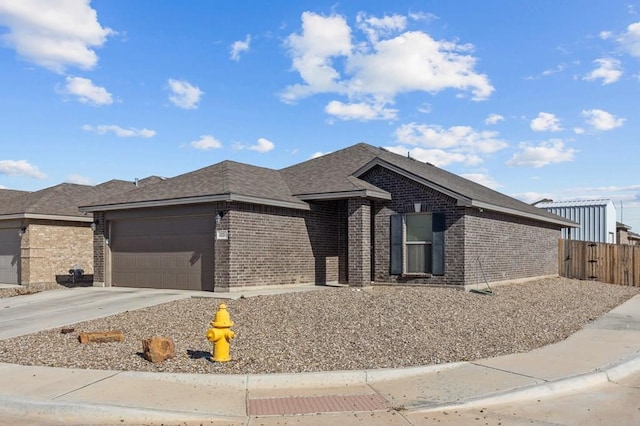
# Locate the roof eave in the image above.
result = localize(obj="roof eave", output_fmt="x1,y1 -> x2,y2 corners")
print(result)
79,193 -> 310,212
0,213 -> 93,222
296,189 -> 392,201
470,200 -> 578,228
356,157 -> 576,228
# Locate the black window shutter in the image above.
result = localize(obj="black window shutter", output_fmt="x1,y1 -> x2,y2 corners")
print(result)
432,213 -> 445,275
390,214 -> 403,275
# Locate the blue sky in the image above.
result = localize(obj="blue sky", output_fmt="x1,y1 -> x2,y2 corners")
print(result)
1,1 -> 639,230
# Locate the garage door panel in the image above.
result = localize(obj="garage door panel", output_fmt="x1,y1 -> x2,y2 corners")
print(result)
110,216 -> 214,291
0,228 -> 19,285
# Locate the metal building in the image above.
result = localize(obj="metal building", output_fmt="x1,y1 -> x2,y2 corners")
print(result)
534,199 -> 617,243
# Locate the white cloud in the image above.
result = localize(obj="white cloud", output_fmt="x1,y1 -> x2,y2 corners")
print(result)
0,159 -> 46,179
507,139 -> 577,168
190,135 -> 222,150
63,76 -> 112,105
582,109 -> 625,131
417,103 -> 432,114
599,31 -> 613,40
525,64 -> 566,80
460,173 -> 502,190
584,58 -> 622,85
282,12 -> 352,102
325,100 -> 397,121
347,31 -> 493,101
395,123 -> 508,154
281,11 -> 493,105
618,21 -> 640,57
574,127 -> 585,134
356,12 -> 407,44
485,114 -> 504,125
530,112 -> 562,132
310,151 -> 327,159
248,137 -> 275,153
230,35 -> 251,61
168,78 -> 203,109
65,174 -> 92,185
82,124 -> 155,138
0,0 -> 114,72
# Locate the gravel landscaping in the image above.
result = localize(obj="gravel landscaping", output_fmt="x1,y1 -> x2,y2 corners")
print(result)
0,277 -> 638,375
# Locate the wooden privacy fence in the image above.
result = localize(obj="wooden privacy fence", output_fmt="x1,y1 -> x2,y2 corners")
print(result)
558,239 -> 640,286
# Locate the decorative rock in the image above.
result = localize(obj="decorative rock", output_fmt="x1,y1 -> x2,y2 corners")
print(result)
78,330 -> 124,344
60,328 -> 75,334
141,336 -> 176,363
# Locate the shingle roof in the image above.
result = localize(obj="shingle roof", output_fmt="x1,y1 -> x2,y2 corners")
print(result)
0,188 -> 29,200
81,161 -> 308,211
280,144 -> 389,196
0,180 -> 137,219
80,142 -> 574,227
282,143 -> 575,227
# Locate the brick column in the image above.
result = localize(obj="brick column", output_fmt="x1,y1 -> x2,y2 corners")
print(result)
92,212 -> 106,287
214,209 -> 230,291
348,198 -> 371,286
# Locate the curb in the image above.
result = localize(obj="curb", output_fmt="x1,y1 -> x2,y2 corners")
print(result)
113,360 -> 466,390
412,350 -> 640,413
0,394 -> 237,423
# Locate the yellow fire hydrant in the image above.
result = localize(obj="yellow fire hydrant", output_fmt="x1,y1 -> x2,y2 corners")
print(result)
206,303 -> 235,362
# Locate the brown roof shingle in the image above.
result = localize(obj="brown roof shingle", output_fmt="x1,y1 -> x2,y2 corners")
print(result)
79,142 -> 574,227
0,180 -> 137,218
81,161 -> 307,210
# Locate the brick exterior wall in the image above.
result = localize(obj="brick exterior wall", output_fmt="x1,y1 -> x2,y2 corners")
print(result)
92,212 -> 106,286
463,210 -> 560,285
20,220 -> 93,286
361,166 -> 464,286
89,165 -> 562,291
361,165 -> 562,287
347,198 -> 371,286
221,201 -> 345,289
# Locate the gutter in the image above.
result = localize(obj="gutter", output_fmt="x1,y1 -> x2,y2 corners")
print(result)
0,213 -> 93,223
79,193 -> 310,212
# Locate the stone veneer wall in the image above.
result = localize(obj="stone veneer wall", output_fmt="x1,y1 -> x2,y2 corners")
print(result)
463,210 -> 560,286
219,200 -> 345,290
361,166 -> 465,286
21,220 -> 93,286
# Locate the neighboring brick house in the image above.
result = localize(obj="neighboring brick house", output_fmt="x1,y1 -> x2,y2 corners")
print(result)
0,180 -> 148,286
617,222 -> 640,246
81,143 -> 574,292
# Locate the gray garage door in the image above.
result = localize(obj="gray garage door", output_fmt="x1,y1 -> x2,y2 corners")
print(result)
0,228 -> 20,285
110,215 -> 214,291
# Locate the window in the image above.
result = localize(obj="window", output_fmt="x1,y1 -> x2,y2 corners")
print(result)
390,212 -> 445,276
405,214 -> 432,273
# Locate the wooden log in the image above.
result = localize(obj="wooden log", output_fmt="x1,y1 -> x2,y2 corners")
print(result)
78,331 -> 124,344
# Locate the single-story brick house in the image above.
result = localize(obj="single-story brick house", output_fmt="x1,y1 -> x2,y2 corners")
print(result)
80,143 -> 575,292
0,180 -> 152,286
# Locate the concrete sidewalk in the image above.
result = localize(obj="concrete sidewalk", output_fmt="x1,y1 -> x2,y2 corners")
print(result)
0,289 -> 639,424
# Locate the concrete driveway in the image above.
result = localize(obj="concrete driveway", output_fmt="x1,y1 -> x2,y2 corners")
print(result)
0,287 -> 195,340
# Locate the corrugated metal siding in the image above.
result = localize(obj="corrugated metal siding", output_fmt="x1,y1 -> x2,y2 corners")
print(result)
541,203 -> 615,243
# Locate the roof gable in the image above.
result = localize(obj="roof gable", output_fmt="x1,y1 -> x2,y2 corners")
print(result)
282,143 -> 575,227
